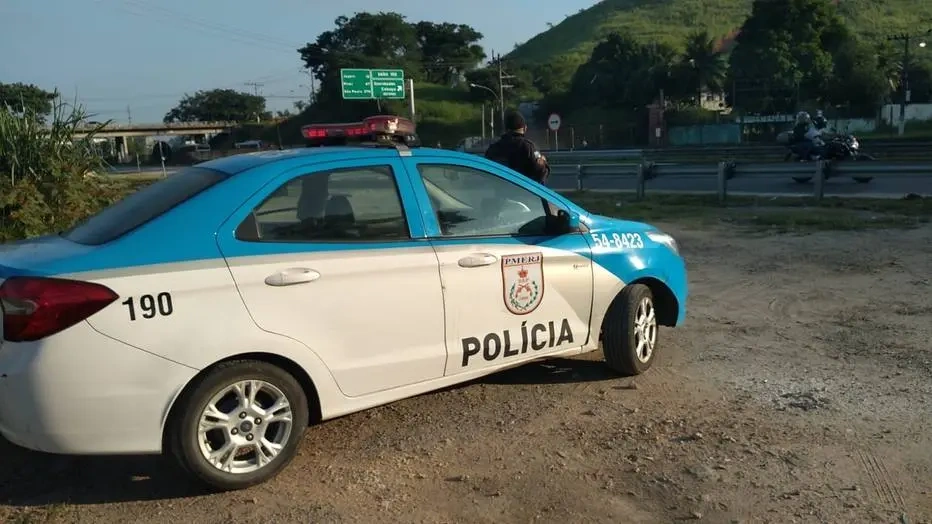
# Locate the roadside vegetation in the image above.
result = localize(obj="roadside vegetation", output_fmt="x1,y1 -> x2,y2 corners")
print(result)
507,0 -> 932,65
0,99 -> 128,242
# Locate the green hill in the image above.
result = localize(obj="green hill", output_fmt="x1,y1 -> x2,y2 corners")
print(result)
507,0 -> 932,65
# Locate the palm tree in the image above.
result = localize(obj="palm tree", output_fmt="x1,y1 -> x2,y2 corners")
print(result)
680,31 -> 728,105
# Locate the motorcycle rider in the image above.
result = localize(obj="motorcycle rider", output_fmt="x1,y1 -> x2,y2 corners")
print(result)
789,111 -> 822,160
812,109 -> 828,131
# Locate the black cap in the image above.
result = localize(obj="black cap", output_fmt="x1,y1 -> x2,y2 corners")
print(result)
504,109 -> 526,131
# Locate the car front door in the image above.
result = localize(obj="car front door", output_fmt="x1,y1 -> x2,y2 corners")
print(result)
216,158 -> 446,398
402,156 -> 595,377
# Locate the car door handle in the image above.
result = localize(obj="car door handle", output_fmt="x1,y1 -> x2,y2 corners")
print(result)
264,268 -> 321,286
458,253 -> 498,268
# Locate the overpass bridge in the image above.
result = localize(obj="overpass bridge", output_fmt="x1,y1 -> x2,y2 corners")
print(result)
73,121 -> 239,163
72,121 -> 237,139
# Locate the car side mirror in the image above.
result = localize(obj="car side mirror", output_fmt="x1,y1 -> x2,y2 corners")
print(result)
557,209 -> 581,232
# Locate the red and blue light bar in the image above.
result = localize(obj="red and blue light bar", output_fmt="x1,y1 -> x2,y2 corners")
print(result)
301,115 -> 416,140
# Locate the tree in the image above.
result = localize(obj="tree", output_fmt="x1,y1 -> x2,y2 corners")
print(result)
825,38 -> 891,114
531,55 -> 585,98
298,12 -> 422,116
877,42 -> 932,105
675,31 -> 727,104
0,82 -> 57,117
568,33 -> 678,110
727,0 -> 851,113
415,22 -> 485,85
163,89 -> 267,123
296,12 -> 487,120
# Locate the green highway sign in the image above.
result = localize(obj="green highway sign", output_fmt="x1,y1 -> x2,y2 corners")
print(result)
371,69 -> 405,99
340,68 -> 406,100
340,69 -> 373,99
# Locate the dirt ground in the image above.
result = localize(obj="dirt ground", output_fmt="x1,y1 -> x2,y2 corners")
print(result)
2,222 -> 931,524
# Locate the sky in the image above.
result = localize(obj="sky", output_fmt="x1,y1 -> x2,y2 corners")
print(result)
0,0 -> 597,123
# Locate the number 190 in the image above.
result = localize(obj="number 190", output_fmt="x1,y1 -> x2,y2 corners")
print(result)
122,293 -> 173,321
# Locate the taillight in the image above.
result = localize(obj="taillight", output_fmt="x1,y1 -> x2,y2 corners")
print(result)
0,276 -> 119,342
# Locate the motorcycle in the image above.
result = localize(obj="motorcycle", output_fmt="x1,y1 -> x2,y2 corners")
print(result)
776,128 -> 875,184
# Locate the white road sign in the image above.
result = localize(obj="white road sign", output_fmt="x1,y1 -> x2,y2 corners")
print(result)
547,113 -> 562,131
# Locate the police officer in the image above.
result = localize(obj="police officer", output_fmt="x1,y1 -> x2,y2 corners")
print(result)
812,109 -> 828,131
484,110 -> 550,184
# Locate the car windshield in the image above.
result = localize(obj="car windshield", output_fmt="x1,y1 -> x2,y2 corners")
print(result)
62,166 -> 228,246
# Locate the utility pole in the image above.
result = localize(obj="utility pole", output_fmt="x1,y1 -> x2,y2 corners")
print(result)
126,105 -> 132,125
244,82 -> 264,123
888,30 -> 931,136
495,51 -> 515,130
298,69 -> 316,104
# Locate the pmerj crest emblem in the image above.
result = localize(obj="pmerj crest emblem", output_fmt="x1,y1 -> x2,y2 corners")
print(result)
502,252 -> 544,315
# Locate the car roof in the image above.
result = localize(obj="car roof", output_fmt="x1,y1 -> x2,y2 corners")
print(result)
199,146 -> 478,175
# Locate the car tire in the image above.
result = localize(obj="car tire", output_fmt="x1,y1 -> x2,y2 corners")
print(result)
169,360 -> 309,491
601,284 -> 659,376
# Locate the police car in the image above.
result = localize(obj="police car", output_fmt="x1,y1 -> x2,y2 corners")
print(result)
0,115 -> 687,491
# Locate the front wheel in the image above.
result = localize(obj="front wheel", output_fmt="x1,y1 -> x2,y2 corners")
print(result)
169,360 -> 309,491
601,284 -> 659,376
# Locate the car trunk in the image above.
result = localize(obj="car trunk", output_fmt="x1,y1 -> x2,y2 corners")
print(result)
0,234 -> 97,278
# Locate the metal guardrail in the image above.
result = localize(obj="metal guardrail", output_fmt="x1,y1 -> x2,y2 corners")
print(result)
548,160 -> 932,201
544,140 -> 932,163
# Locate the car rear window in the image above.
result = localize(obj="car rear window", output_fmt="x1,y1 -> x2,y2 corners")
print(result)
63,166 -> 227,246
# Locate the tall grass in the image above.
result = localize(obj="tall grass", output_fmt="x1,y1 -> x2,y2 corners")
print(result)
0,96 -> 109,185
0,98 -> 130,242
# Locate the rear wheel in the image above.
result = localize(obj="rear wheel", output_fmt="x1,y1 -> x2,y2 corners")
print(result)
602,284 -> 659,376
169,360 -> 309,491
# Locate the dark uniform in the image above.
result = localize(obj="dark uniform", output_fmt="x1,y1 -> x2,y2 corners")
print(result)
485,131 -> 550,184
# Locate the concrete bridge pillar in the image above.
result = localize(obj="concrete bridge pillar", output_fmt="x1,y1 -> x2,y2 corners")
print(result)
113,136 -> 130,163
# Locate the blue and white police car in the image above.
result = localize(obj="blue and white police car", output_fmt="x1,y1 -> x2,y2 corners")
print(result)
0,115 -> 687,490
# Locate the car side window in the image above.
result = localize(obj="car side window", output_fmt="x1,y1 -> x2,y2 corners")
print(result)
417,163 -> 556,238
238,165 -> 410,242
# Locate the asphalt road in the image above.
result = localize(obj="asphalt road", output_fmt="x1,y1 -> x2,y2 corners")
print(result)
548,172 -> 932,198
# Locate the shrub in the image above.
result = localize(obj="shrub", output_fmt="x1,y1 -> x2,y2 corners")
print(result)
0,98 -> 130,242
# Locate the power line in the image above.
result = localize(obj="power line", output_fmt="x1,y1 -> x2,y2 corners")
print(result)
98,0 -> 301,53
244,82 -> 264,96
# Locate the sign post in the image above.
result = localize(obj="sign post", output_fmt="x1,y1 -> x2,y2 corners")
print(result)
340,68 -> 406,100
547,113 -> 562,151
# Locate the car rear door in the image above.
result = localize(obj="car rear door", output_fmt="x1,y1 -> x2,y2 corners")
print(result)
400,155 -> 595,377
215,157 -> 447,398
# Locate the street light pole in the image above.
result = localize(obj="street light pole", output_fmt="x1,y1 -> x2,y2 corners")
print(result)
470,82 -> 499,136
888,30 -> 930,136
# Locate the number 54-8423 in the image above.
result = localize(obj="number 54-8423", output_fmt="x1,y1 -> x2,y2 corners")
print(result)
590,232 -> 643,249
